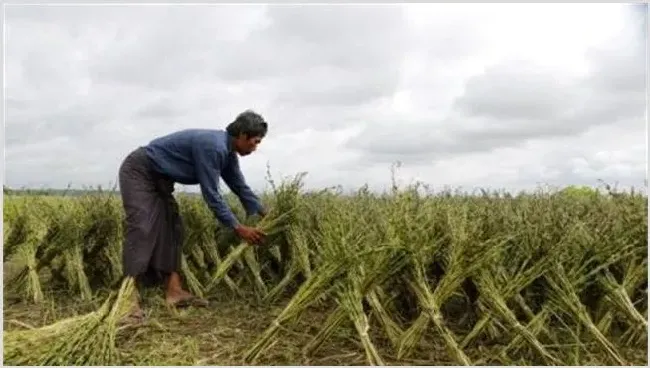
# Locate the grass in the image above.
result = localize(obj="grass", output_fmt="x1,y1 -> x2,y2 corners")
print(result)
3,285 -> 468,366
2,174 -> 648,366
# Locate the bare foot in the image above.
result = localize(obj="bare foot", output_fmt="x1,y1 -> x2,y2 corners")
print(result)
120,305 -> 145,326
165,289 -> 208,308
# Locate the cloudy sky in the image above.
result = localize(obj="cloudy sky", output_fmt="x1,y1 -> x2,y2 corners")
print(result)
4,3 -> 648,194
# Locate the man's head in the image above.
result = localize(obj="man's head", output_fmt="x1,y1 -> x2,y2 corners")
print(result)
226,110 -> 268,156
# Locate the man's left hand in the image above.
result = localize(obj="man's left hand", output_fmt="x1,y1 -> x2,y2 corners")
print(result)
258,208 -> 267,218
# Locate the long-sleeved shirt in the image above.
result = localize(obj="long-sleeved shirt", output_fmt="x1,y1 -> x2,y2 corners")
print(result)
144,129 -> 263,229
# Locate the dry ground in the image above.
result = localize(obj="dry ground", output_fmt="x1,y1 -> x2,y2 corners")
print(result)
4,288 -> 648,366
3,257 -> 647,366
3,286 -> 459,366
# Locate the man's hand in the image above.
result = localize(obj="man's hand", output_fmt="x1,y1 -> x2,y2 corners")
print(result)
234,224 -> 266,245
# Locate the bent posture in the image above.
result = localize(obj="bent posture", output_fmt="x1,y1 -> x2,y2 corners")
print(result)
117,110 -> 268,318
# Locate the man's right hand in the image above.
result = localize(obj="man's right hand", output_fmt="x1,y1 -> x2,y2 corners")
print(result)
234,224 -> 266,245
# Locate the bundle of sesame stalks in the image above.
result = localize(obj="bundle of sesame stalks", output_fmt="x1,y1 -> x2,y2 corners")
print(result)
3,175 -> 648,366
205,208 -> 297,294
3,277 -> 137,366
5,193 -> 125,303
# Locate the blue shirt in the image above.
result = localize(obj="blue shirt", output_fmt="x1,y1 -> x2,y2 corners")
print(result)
144,129 -> 263,229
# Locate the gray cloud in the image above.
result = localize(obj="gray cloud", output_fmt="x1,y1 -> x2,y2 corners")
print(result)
453,61 -> 581,122
217,5 -> 410,119
346,6 -> 646,172
4,4 -> 646,193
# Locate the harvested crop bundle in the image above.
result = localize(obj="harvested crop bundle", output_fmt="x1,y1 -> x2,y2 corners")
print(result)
205,209 -> 296,293
3,277 -> 137,366
2,176 -> 648,366
6,220 -> 49,303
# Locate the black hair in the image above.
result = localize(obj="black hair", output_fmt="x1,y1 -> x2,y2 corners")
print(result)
226,110 -> 268,138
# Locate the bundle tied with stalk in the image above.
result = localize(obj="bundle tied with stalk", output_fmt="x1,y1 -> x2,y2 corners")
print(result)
5,211 -> 50,303
243,198 -> 402,365
7,199 -> 95,303
3,277 -> 137,366
205,208 -> 296,294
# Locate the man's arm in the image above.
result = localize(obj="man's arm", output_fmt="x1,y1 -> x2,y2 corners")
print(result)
192,144 -> 240,229
222,155 -> 265,216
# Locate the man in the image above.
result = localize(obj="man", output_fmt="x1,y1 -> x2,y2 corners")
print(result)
118,110 -> 268,320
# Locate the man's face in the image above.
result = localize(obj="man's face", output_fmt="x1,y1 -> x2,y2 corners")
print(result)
235,135 -> 262,156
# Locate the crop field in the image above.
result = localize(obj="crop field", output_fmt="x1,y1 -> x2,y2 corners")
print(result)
2,175 -> 648,366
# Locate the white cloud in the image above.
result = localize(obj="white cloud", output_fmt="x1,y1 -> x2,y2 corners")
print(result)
4,3 -> 647,193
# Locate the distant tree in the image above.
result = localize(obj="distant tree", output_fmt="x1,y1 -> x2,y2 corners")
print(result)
558,185 -> 600,199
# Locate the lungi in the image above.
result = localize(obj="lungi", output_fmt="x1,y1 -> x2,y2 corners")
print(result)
118,146 -> 184,287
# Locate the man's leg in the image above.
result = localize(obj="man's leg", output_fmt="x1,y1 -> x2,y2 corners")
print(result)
128,268 -> 162,320
128,287 -> 144,321
118,148 -> 164,322
165,272 -> 194,304
163,271 -> 208,307
157,195 -> 208,307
